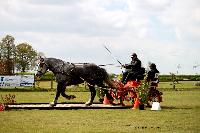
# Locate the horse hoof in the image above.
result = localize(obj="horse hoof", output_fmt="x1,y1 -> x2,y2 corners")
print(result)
85,102 -> 92,106
99,98 -> 104,103
70,95 -> 76,99
66,95 -> 76,100
49,102 -> 56,107
121,103 -> 125,106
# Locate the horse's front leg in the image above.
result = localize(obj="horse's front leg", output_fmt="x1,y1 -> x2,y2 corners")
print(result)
50,82 -> 62,107
85,85 -> 96,106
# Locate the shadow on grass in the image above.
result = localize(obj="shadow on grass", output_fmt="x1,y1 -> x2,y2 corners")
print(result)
158,88 -> 200,92
161,106 -> 193,110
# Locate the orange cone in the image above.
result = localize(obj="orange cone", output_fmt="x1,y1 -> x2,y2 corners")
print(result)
103,96 -> 111,105
132,98 -> 140,109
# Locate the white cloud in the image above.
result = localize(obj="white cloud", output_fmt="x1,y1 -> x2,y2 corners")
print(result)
158,0 -> 200,41
0,0 -> 199,74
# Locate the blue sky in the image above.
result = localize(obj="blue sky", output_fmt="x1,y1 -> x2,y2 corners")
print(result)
0,0 -> 199,74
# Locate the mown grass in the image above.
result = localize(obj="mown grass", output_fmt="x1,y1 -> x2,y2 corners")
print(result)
158,81 -> 200,91
0,90 -> 200,133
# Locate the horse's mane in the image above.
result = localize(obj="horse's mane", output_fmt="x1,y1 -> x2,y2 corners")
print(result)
44,58 -> 73,74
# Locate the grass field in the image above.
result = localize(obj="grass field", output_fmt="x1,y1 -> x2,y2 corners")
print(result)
0,88 -> 200,133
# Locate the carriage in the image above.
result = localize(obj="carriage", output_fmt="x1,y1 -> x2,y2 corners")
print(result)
98,77 -> 163,108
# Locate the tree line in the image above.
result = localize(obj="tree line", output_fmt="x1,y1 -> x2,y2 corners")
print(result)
0,35 -> 40,74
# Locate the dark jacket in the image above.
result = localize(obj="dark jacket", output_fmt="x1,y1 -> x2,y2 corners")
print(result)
124,58 -> 141,72
147,68 -> 159,82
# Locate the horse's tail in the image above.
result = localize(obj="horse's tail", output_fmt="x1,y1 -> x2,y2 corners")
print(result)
104,78 -> 117,90
83,64 -> 117,89
101,68 -> 117,90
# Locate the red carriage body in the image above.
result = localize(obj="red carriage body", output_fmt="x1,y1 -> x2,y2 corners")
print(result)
108,79 -> 162,106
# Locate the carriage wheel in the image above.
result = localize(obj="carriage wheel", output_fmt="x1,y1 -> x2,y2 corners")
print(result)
109,89 -> 137,106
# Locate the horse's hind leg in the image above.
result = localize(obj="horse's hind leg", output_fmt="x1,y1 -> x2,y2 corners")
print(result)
85,85 -> 96,106
60,87 -> 76,100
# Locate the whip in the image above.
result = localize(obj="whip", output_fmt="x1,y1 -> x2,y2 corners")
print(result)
103,44 -> 123,67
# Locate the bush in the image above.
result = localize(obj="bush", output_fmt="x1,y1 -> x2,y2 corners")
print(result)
159,75 -> 200,82
15,72 -> 35,75
159,75 -> 172,82
194,82 -> 200,86
39,72 -> 54,81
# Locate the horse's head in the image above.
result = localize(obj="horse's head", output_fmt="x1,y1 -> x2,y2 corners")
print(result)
36,58 -> 48,78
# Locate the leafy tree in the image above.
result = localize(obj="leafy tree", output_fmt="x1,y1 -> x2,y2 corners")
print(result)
0,35 -> 16,60
0,35 -> 16,74
15,43 -> 38,72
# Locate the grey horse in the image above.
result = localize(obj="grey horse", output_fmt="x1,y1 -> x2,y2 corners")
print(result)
36,57 -> 116,106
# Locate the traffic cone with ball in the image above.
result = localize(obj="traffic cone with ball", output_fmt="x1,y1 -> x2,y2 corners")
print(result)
103,96 -> 111,105
132,98 -> 140,109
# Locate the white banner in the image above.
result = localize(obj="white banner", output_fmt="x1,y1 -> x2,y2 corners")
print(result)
0,75 -> 34,87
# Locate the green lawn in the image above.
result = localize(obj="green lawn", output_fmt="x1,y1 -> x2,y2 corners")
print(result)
0,90 -> 200,133
158,81 -> 200,90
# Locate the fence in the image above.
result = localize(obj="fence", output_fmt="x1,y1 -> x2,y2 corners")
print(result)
1,73 -> 199,91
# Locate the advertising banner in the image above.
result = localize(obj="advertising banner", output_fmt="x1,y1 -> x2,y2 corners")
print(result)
0,75 -> 34,87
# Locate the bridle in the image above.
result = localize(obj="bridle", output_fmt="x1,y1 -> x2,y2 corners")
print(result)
37,61 -> 48,76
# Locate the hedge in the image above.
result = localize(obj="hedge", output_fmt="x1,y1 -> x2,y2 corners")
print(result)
16,72 -> 200,82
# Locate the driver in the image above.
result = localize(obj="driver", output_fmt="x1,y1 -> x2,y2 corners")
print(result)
121,53 -> 143,84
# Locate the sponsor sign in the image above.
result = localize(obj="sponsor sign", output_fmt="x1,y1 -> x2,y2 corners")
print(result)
0,75 -> 34,87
